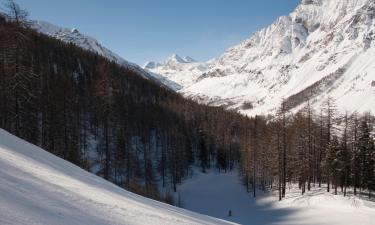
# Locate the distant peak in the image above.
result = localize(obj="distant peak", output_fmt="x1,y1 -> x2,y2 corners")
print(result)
145,54 -> 198,69
166,54 -> 185,63
71,28 -> 79,33
144,61 -> 161,69
164,54 -> 197,64
300,0 -> 322,5
184,56 -> 196,63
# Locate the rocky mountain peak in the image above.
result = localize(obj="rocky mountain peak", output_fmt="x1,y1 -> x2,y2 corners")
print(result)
147,0 -> 375,116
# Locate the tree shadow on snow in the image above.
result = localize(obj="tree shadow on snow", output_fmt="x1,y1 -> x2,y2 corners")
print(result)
224,193 -> 300,225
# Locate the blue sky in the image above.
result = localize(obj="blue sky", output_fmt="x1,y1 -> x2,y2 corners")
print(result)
16,0 -> 300,66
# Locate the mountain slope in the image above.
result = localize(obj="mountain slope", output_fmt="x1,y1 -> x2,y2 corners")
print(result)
0,17 -> 249,209
0,129 -> 234,225
145,54 -> 213,89
147,0 -> 375,115
31,21 -> 180,90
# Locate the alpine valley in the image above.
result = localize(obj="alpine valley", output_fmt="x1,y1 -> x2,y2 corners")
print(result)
2,0 -> 375,224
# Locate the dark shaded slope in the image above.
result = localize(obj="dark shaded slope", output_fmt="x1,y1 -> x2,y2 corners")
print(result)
0,17 -> 250,202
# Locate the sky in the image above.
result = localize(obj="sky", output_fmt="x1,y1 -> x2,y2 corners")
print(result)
15,0 -> 300,66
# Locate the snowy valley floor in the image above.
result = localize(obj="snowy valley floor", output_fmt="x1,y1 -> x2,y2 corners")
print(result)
178,169 -> 375,225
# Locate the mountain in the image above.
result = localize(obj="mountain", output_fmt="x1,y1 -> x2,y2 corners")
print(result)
144,61 -> 162,69
184,56 -> 196,63
145,54 -> 213,89
31,21 -> 180,90
166,53 -> 187,64
0,129 -> 234,225
146,0 -> 375,115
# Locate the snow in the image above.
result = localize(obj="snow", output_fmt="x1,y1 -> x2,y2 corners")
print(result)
31,21 -> 128,66
31,21 -> 179,90
32,1 -> 375,116
184,56 -> 196,63
178,170 -> 272,224
167,54 -> 188,64
144,54 -> 214,89
146,0 -> 375,116
1,128 -> 374,225
144,61 -> 162,69
0,129 -> 234,225
177,169 -> 375,225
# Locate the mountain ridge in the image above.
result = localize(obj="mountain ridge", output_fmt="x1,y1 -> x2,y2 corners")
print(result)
31,20 -> 181,90
146,0 -> 375,116
144,54 -> 213,89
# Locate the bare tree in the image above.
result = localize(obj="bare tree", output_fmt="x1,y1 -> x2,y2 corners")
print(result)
323,97 -> 337,192
1,0 -> 29,25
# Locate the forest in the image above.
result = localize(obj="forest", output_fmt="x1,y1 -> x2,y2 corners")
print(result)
0,6 -> 247,203
240,100 -> 375,200
0,2 -> 374,206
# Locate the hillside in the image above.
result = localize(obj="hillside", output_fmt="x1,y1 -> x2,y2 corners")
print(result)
146,0 -> 375,116
31,20 -> 180,90
0,15 -> 251,203
0,129 -> 234,225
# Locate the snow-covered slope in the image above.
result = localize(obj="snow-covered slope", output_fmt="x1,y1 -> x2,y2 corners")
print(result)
31,21 -> 180,90
147,0 -> 375,115
145,54 -> 213,89
177,169 -> 375,225
0,129 -> 234,225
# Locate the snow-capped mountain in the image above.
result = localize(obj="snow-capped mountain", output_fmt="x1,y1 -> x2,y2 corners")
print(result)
145,54 -> 213,89
147,0 -> 375,115
31,21 -> 180,90
184,56 -> 197,63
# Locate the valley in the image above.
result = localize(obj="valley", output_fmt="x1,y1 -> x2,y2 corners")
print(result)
1,0 -> 375,224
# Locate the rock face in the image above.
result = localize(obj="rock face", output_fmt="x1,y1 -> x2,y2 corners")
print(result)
147,0 -> 375,115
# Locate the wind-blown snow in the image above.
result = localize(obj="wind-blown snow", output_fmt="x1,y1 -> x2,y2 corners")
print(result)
0,129 -> 234,225
178,169 -> 375,225
147,0 -> 375,116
